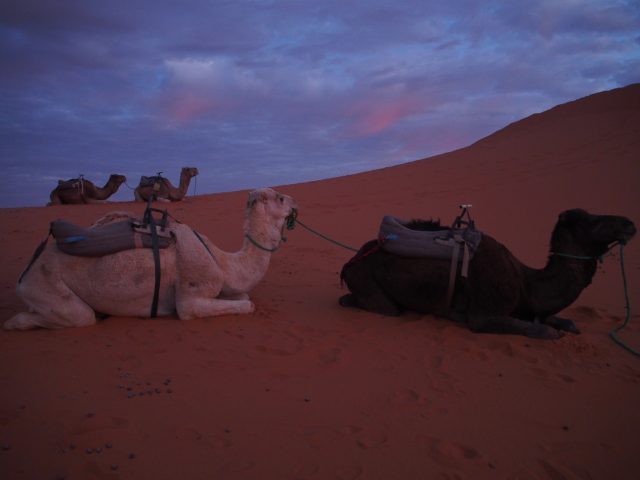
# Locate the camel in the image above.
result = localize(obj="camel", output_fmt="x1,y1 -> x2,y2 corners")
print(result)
339,209 -> 636,339
48,174 -> 127,205
134,167 -> 199,202
5,188 -> 297,330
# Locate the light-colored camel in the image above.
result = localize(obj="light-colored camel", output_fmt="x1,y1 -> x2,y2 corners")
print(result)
48,174 -> 127,205
5,188 -> 297,330
134,167 -> 199,202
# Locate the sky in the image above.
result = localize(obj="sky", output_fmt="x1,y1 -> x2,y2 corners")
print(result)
1,0 -> 639,207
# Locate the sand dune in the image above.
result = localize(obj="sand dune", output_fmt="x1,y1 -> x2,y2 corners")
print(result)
1,84 -> 639,479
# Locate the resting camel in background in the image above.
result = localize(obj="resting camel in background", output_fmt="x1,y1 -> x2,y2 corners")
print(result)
5,188 -> 297,330
48,174 -> 126,205
134,167 -> 199,202
340,209 -> 636,339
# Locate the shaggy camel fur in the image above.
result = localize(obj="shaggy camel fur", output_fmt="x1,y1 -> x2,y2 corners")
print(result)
5,188 -> 297,330
134,167 -> 199,202
48,174 -> 126,205
340,209 -> 636,339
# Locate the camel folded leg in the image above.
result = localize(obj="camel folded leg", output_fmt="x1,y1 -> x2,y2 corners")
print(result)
176,297 -> 255,320
5,284 -> 97,330
540,315 -> 580,334
467,314 -> 563,339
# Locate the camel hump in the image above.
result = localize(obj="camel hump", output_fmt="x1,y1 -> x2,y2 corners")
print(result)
378,215 -> 482,259
51,219 -> 173,257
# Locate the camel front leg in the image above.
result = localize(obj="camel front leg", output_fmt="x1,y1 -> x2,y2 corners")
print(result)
176,296 -> 255,320
467,314 -> 563,339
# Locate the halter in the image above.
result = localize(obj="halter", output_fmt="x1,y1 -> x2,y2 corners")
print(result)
245,209 -> 298,253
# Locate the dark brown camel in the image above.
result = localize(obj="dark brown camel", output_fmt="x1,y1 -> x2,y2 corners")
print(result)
134,167 -> 199,202
339,209 -> 636,339
48,174 -> 127,205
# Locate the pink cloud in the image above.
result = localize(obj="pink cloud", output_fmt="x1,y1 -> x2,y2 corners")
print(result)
346,95 -> 420,136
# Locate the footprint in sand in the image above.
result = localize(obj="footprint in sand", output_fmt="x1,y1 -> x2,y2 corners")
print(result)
318,347 -> 341,365
419,436 -> 482,468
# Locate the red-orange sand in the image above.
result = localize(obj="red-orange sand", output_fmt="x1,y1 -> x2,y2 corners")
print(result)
1,84 -> 639,479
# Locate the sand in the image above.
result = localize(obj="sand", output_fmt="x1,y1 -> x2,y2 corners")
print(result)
1,84 -> 639,479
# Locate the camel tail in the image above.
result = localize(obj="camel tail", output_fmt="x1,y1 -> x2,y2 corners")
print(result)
19,230 -> 52,284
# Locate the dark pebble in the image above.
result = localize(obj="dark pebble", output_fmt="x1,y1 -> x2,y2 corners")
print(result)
86,448 -> 94,454
86,412 -> 95,418
105,443 -> 113,449
95,447 -> 102,453
111,464 -> 119,471
488,463 -> 496,469
304,396 -> 311,402
155,388 -> 161,394
2,443 -> 10,451
127,387 -> 132,391
498,373 -> 503,377
128,393 -> 136,399
147,390 -> 153,395
138,392 -> 145,397
128,453 -> 136,460
562,425 -> 569,431
224,428 -> 231,434
166,388 -> 173,394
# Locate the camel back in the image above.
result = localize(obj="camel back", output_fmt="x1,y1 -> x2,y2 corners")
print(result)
51,218 -> 173,257
379,216 -> 482,260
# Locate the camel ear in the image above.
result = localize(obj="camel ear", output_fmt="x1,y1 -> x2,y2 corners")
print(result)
247,190 -> 268,208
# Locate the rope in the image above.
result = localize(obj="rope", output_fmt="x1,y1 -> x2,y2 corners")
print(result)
293,217 -> 358,252
609,244 -> 639,356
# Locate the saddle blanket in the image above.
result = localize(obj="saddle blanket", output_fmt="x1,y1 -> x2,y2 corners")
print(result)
52,218 -> 173,257
378,215 -> 482,260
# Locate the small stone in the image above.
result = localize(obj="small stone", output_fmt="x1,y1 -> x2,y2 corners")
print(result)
155,388 -> 161,394
2,443 -> 10,451
488,463 -> 496,469
128,452 -> 136,460
127,393 -> 136,399
86,412 -> 95,418
138,392 -> 145,397
105,442 -> 113,449
166,388 -> 173,394
224,428 -> 231,434
562,425 -> 569,431
86,448 -> 94,454
95,447 -> 102,453
111,464 -> 119,471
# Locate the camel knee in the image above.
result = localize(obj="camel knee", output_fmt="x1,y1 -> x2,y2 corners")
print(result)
4,312 -> 41,330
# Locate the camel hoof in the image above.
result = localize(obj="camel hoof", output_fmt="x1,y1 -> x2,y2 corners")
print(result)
4,313 -> 37,331
339,294 -> 358,308
526,322 -> 563,340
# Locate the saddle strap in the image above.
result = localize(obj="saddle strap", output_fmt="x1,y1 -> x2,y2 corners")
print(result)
444,235 -> 472,312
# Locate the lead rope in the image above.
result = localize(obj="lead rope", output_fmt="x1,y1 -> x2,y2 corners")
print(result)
609,244 -> 639,356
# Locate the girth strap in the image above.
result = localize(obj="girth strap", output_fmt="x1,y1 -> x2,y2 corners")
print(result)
143,201 -> 168,318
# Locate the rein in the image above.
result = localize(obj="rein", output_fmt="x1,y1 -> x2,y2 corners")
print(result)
553,242 -> 637,356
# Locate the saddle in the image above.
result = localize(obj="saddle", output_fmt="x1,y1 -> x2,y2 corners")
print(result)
52,216 -> 173,257
138,175 -> 165,189
56,177 -> 84,192
378,206 -> 482,310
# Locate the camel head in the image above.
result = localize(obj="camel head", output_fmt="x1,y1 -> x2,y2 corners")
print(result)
552,209 -> 636,257
109,174 -> 127,186
246,188 -> 298,231
181,167 -> 199,178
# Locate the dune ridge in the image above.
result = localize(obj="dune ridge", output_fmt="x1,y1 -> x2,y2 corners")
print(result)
0,84 -> 639,479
